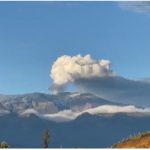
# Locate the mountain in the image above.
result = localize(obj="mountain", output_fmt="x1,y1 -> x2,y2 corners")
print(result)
0,92 -> 121,116
0,92 -> 150,148
1,113 -> 150,148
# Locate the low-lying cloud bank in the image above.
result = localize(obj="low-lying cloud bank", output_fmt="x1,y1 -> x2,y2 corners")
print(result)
21,105 -> 150,122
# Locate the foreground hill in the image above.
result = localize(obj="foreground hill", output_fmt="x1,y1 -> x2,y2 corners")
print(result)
113,131 -> 150,148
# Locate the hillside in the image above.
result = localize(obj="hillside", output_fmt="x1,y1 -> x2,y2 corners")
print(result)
1,113 -> 150,148
113,131 -> 150,148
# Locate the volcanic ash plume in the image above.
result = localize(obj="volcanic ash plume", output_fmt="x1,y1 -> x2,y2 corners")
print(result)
50,54 -> 114,94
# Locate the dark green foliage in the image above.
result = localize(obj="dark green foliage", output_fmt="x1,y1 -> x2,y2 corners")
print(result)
43,129 -> 50,148
0,141 -> 9,148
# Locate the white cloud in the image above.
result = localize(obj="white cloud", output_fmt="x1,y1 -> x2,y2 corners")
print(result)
50,54 -> 115,94
37,105 -> 150,122
119,1 -> 150,14
0,110 -> 10,116
44,109 -> 81,122
83,105 -> 150,115
20,108 -> 39,116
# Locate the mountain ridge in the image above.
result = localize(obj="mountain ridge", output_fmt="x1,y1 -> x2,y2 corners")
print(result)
0,92 -> 123,117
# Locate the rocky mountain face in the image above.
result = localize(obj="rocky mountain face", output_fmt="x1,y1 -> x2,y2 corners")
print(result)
0,92 -> 119,116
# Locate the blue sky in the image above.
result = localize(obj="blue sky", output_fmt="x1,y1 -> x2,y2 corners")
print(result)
1,1 -> 150,94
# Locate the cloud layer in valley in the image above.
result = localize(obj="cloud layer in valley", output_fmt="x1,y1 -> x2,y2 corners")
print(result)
21,105 -> 150,122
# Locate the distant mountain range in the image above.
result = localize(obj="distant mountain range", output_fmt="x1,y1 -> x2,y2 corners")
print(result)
0,92 -> 121,117
0,92 -> 150,148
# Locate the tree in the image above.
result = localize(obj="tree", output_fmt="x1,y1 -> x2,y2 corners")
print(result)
43,129 -> 50,148
0,141 -> 9,148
